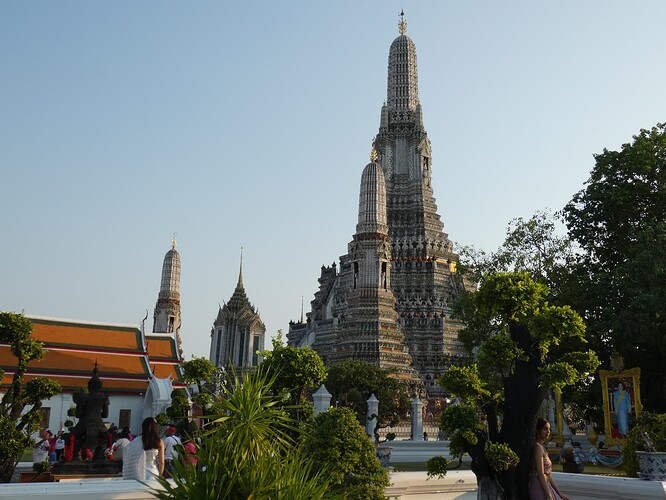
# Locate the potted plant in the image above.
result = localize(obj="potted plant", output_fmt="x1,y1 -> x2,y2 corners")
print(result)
20,461 -> 54,483
623,412 -> 666,480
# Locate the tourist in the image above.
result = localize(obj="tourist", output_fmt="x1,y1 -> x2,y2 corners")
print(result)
529,418 -> 568,500
112,427 -> 132,466
54,431 -> 66,462
181,428 -> 198,468
162,425 -> 181,477
122,417 -> 164,480
47,430 -> 58,464
32,429 -> 50,465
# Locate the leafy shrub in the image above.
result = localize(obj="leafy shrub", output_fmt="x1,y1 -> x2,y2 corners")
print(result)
154,413 -> 170,426
485,442 -> 519,472
303,407 -> 388,499
426,455 -> 450,479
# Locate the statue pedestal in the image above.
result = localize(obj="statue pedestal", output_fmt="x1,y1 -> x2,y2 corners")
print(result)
51,459 -> 122,477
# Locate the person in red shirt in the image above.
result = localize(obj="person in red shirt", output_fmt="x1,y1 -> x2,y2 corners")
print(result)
47,431 -> 57,464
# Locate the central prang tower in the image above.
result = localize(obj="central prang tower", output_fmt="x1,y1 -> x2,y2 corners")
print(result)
288,14 -> 469,393
372,14 -> 468,385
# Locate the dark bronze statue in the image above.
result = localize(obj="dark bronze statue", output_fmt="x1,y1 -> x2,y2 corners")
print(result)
71,363 -> 110,460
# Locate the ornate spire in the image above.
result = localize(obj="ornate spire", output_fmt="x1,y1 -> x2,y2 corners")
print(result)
356,161 -> 389,236
387,12 -> 419,111
300,296 -> 304,323
159,238 -> 181,295
237,247 -> 244,288
153,238 -> 182,335
398,10 -> 407,35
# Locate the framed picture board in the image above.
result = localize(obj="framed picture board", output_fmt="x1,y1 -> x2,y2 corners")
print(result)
599,367 -> 642,447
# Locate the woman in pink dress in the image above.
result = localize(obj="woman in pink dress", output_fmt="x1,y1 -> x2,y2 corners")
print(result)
528,418 -> 569,500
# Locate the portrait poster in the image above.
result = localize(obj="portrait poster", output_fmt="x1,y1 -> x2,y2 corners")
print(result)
599,367 -> 642,447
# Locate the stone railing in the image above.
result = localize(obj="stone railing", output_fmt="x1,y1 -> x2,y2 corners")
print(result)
1,473 -> 665,499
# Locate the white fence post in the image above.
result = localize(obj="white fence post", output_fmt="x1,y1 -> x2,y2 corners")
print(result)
313,385 -> 331,416
411,397 -> 424,441
367,394 -> 379,438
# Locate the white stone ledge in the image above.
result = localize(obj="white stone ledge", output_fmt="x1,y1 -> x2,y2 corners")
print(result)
0,479 -> 162,499
386,471 -> 666,500
1,471 -> 664,499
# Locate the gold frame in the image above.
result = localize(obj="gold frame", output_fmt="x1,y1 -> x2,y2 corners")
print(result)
600,367 -> 642,447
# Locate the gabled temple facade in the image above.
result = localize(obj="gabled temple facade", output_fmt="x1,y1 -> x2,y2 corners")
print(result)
288,15 -> 471,393
209,258 -> 266,371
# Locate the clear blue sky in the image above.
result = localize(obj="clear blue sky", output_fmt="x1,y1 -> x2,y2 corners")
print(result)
1,2 -> 664,360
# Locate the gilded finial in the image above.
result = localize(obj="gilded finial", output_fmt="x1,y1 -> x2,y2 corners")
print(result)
370,147 -> 378,162
398,10 -> 407,35
171,232 -> 177,249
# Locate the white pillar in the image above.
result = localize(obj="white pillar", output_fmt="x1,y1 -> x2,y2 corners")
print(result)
411,397 -> 423,441
367,394 -> 379,437
313,385 -> 332,416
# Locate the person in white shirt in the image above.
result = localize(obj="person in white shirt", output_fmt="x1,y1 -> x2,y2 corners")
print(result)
32,429 -> 50,464
162,426 -> 181,477
112,427 -> 132,465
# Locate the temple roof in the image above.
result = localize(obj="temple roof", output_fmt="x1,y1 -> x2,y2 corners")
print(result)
145,333 -> 184,383
0,315 -> 185,395
213,253 -> 264,328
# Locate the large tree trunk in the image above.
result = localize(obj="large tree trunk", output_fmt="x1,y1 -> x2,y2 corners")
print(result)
478,476 -> 506,500
0,458 -> 17,484
498,323 -> 543,500
468,431 -> 506,499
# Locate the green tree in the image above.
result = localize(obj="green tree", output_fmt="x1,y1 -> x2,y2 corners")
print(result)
152,366 -> 334,499
433,272 -> 598,499
180,357 -> 216,395
261,333 -> 327,423
563,123 -> 666,412
458,210 -> 574,295
303,407 -> 389,500
165,388 -> 191,425
458,211 -> 602,426
325,360 -> 410,442
0,313 -> 61,483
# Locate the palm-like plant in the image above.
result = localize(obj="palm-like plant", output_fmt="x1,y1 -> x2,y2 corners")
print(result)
152,366 -> 335,500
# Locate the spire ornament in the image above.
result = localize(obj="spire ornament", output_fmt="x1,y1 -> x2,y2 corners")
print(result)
398,10 -> 407,35
171,233 -> 177,249
371,147 -> 379,162
238,246 -> 244,288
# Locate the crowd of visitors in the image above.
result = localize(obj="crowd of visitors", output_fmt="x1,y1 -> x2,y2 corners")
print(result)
32,418 -> 198,481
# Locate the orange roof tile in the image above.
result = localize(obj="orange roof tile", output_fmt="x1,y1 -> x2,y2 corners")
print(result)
1,345 -> 148,378
1,372 -> 149,394
29,318 -> 144,353
1,316 -> 153,394
146,336 -> 178,360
